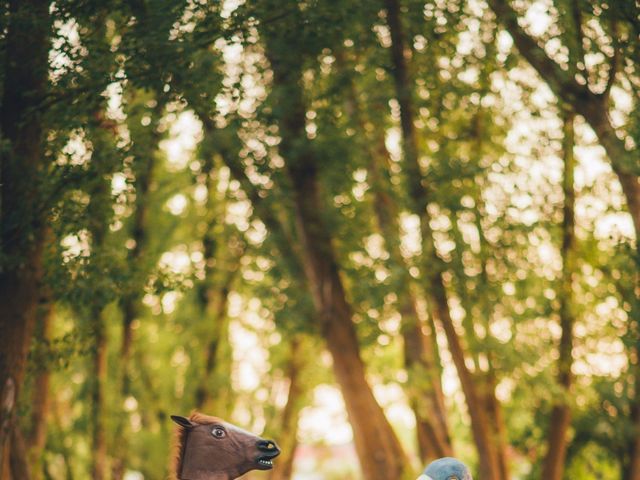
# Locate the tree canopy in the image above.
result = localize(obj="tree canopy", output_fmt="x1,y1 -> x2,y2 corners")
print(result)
0,0 -> 639,479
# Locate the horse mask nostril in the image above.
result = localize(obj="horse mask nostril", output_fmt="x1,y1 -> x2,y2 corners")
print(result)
257,439 -> 280,454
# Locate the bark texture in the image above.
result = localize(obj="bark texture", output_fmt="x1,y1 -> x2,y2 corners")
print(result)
0,0 -> 50,475
9,427 -> 30,480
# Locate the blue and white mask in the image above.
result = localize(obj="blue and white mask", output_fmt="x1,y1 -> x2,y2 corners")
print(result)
417,457 -> 473,480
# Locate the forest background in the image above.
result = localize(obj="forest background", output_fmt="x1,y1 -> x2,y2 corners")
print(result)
0,0 -> 639,479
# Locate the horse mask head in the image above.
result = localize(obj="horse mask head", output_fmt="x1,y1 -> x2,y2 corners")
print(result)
172,412 -> 281,480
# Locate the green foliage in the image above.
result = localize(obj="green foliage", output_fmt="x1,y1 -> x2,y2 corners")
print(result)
4,0 -> 639,478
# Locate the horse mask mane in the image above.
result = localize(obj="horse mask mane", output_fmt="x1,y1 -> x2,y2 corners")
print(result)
172,412 -> 280,480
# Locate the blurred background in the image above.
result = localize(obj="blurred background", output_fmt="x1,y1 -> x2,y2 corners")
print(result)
0,0 -> 638,479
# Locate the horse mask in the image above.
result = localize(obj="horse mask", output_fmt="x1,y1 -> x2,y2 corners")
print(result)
172,412 -> 281,480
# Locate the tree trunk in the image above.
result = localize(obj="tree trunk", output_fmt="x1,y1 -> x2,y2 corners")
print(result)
191,137 -> 236,415
484,20 -> 640,468
194,278 -> 234,414
628,280 -> 640,479
83,116 -> 122,479
286,124 -> 409,480
265,39 -> 409,480
269,338 -> 308,480
626,396 -> 640,480
575,99 -> 640,237
427,273 -> 502,479
338,47 -> 452,460
111,104 -> 158,480
90,313 -> 108,480
483,372 -> 509,480
384,0 -> 503,477
470,115 -> 511,480
541,111 -> 577,480
85,134 -> 114,480
452,206 -> 510,480
0,0 -> 50,475
369,131 -> 452,461
119,100 -> 160,374
27,297 -> 54,480
9,427 -> 31,480
448,113 -> 511,478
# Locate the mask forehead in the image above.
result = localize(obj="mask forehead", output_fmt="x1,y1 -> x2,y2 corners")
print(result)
223,421 -> 260,439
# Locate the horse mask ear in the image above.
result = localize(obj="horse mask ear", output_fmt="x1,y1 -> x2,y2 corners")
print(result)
171,415 -> 195,429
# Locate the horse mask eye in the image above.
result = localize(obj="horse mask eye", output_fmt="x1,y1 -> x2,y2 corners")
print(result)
212,427 -> 226,438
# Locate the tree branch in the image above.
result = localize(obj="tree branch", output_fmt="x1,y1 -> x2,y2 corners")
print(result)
487,0 -> 595,105
192,109 -> 307,275
603,20 -> 620,102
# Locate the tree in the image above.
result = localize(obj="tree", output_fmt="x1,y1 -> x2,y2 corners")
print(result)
0,1 -> 51,475
384,0 -> 506,476
253,2 -> 411,477
487,1 -> 640,476
541,109 -> 577,480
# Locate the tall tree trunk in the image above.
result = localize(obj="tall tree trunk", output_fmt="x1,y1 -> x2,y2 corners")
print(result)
9,427 -> 30,480
286,121 -> 409,480
628,351 -> 640,480
470,115 -> 510,480
194,277 -> 235,414
425,273 -> 502,479
192,142 -> 237,416
119,99 -> 161,376
264,40 -> 409,480
368,130 -> 452,461
192,58 -> 409,478
111,102 -> 159,480
90,313 -> 108,480
541,112 -> 575,480
541,111 -> 577,480
86,125 -> 116,480
337,48 -> 452,460
268,338 -> 308,480
452,206 -> 510,480
120,234 -> 147,393
27,296 -> 55,480
384,0 -> 503,477
483,371 -> 509,480
0,0 -> 50,475
448,113 -> 510,478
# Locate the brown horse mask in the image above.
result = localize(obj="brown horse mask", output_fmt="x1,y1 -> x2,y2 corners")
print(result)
172,413 -> 280,480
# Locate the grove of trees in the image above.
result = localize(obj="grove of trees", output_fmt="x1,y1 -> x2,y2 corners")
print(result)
0,0 -> 638,479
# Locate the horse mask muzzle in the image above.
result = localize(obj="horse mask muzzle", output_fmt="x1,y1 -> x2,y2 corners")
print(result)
255,439 -> 280,469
